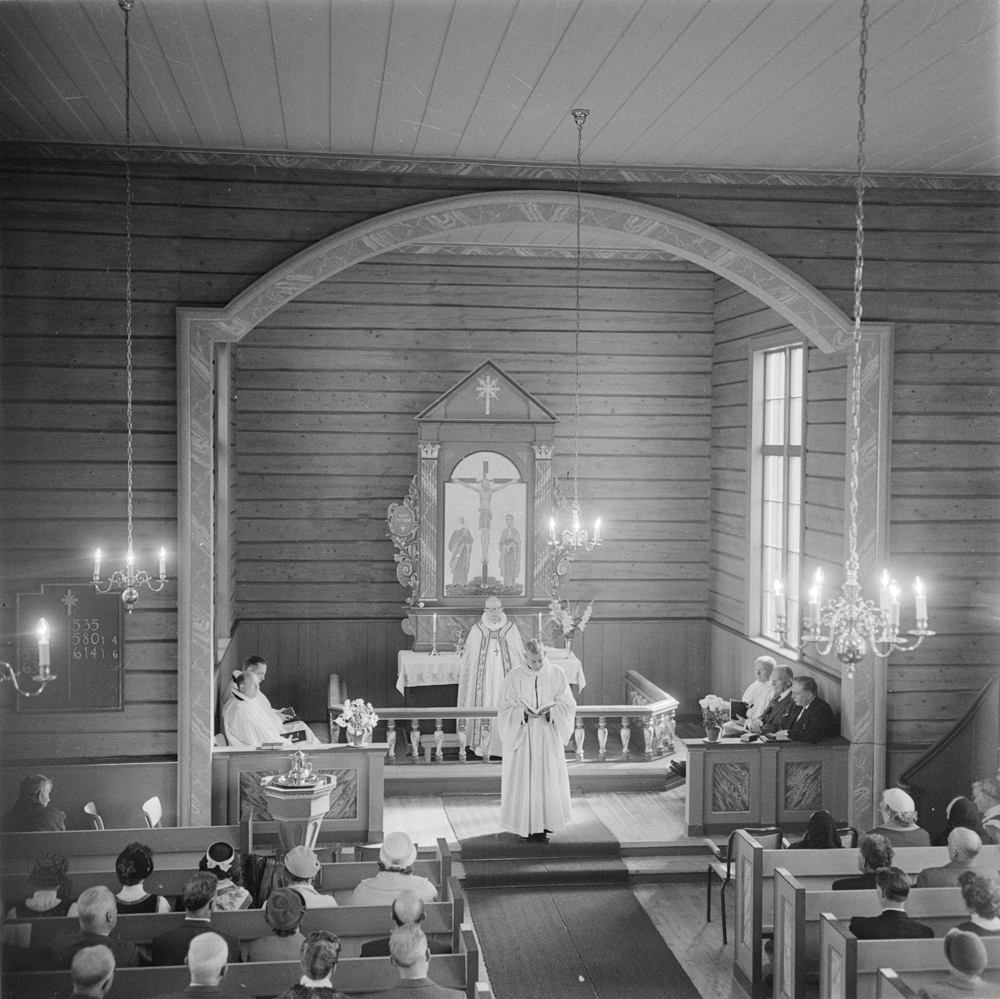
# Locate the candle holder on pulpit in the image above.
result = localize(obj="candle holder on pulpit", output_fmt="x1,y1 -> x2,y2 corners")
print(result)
259,750 -> 336,852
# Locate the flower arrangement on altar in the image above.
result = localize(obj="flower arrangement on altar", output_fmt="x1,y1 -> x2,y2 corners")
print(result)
548,598 -> 594,643
699,694 -> 731,731
335,699 -> 379,738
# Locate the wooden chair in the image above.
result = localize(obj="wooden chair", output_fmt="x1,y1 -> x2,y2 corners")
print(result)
83,802 -> 104,831
706,827 -> 782,945
837,825 -> 859,848
141,796 -> 162,829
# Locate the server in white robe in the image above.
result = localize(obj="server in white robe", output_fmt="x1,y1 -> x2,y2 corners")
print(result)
497,639 -> 576,841
222,671 -> 294,749
223,655 -> 321,746
458,597 -> 526,758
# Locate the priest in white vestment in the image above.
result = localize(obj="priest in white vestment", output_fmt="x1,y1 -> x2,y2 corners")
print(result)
497,639 -> 576,842
223,655 -> 321,746
223,671 -> 295,749
722,655 -> 777,736
457,596 -> 526,758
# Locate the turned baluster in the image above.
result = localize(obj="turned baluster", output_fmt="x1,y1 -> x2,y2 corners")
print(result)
409,719 -> 421,760
644,716 -> 655,760
458,721 -> 468,763
574,717 -> 586,762
481,720 -> 491,762
386,720 -> 397,763
597,716 -> 608,760
433,718 -> 444,763
661,712 -> 676,753
620,716 -> 631,757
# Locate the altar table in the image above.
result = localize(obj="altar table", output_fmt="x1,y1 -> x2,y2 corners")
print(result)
396,646 -> 585,695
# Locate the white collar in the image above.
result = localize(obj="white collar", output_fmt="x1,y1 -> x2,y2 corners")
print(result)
300,975 -> 333,987
971,914 -> 1000,929
481,611 -> 507,632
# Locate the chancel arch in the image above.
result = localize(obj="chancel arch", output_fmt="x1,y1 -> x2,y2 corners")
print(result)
177,190 -> 887,825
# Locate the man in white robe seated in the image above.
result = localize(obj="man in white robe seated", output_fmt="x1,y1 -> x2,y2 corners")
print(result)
222,671 -> 295,749
497,639 -> 576,843
223,655 -> 320,747
457,596 -> 526,759
722,655 -> 777,736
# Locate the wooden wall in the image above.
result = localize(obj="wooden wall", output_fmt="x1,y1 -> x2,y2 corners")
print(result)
1,155 -> 997,769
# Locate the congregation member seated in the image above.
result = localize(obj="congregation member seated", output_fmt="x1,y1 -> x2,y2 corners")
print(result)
351,833 -> 437,906
790,810 -> 842,849
200,841 -> 252,911
972,778 -> 1000,844
283,846 -> 337,908
150,873 -> 241,966
848,866 -> 934,940
933,797 -> 990,847
70,944 -> 115,999
51,885 -> 146,969
374,924 -> 463,999
3,773 -> 66,831
111,842 -> 171,914
915,929 -> 997,999
833,834 -> 894,891
763,675 -> 837,743
225,655 -> 321,747
866,788 -> 932,847
152,931 -> 231,998
955,872 -> 1000,937
248,887 -> 306,962
722,655 -> 777,736
916,828 -> 991,887
6,853 -> 73,919
360,890 -> 451,958
223,669 -> 295,749
275,930 -> 348,999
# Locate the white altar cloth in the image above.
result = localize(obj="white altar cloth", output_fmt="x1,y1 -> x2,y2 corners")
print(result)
397,646 -> 585,695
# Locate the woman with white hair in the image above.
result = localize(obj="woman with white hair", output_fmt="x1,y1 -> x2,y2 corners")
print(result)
866,788 -> 931,847
972,777 -> 1000,844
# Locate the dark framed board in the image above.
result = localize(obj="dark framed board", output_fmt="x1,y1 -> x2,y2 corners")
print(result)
15,585 -> 124,712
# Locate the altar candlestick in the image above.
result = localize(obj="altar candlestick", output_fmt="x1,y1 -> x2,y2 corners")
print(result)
538,612 -> 543,639
93,549 -> 102,582
159,548 -> 166,580
432,613 -> 437,644
914,577 -> 927,624
36,618 -> 50,668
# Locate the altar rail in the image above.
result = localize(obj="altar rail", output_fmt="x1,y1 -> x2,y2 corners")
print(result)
332,671 -> 679,764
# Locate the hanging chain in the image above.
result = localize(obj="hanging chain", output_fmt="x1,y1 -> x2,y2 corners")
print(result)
120,0 -> 135,558
571,109 -> 589,505
846,0 -> 868,576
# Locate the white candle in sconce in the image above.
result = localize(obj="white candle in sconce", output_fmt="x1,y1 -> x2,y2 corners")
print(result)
888,581 -> 901,628
773,580 -> 786,621
879,570 -> 891,614
809,567 -> 824,626
549,517 -> 557,542
36,618 -> 50,668
159,548 -> 166,580
914,577 -> 927,624
93,549 -> 102,582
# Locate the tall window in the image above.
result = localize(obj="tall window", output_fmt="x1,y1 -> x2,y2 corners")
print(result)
754,343 -> 804,647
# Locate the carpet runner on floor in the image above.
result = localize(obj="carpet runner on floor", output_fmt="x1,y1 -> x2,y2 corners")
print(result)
465,885 -> 702,999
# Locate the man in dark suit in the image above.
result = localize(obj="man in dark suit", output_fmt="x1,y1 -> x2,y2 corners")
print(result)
916,828 -> 991,887
360,889 -> 452,958
783,676 -> 838,743
753,666 -> 800,736
833,833 -> 893,891
848,867 -> 934,939
50,885 -> 146,969
150,873 -> 240,967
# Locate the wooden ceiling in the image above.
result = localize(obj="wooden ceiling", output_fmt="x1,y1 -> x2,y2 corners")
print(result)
0,0 -> 997,175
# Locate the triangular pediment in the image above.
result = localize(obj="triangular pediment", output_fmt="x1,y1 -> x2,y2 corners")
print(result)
417,360 -> 557,424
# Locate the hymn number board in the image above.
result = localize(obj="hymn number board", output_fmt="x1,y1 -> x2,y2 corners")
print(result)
16,584 -> 124,712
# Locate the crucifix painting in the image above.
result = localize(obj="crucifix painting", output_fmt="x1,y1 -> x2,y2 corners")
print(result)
445,451 -> 526,596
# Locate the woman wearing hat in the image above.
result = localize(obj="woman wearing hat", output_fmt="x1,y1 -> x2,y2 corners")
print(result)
933,797 -> 990,847
248,887 -> 306,962
282,846 -> 337,909
199,842 -> 252,911
112,842 -> 171,914
3,774 -> 66,832
866,788 -> 932,847
349,832 -> 437,906
917,928 -> 997,999
5,854 -> 73,919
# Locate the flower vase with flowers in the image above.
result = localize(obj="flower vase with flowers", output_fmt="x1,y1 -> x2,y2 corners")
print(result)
548,598 -> 594,648
699,695 -> 731,742
335,699 -> 379,746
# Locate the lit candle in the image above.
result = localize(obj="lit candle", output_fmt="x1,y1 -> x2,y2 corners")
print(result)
888,581 -> 901,628
549,517 -> 556,543
914,577 -> 927,624
36,618 -> 50,668
879,569 -> 891,614
813,567 -> 824,610
432,613 -> 437,644
159,548 -> 166,580
594,518 -> 601,543
538,612 -> 543,639
93,549 -> 102,582
773,579 -> 786,621
808,584 -> 821,626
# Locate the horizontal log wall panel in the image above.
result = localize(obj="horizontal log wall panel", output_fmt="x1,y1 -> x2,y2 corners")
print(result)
2,158 -> 997,767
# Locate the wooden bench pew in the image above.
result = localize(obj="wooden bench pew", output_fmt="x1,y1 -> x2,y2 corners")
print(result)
876,966 -> 1000,999
1,837 -> 452,908
773,870 -> 969,999
5,875 -> 465,960
819,913 -> 1000,999
2,925 -> 480,999
732,831 -> 1000,999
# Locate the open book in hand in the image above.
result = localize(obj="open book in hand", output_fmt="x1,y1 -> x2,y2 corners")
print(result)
520,700 -> 556,717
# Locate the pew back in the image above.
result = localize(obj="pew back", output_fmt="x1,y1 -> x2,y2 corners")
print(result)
2,925 -> 480,999
819,914 -> 1000,999
876,967 -> 1000,999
